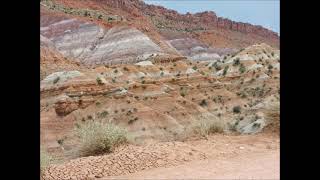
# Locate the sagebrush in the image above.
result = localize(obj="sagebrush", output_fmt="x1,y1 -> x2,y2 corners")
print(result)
190,118 -> 225,137
75,121 -> 129,157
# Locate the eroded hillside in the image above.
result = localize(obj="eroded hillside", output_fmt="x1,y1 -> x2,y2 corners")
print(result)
41,43 -> 279,158
40,1 -> 280,179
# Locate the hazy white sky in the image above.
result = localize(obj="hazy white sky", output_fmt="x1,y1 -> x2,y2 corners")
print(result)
144,0 -> 280,34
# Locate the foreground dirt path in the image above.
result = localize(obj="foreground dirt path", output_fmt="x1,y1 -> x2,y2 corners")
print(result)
43,133 -> 279,179
106,149 -> 279,179
104,133 -> 279,180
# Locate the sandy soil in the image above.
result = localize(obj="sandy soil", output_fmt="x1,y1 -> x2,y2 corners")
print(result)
105,150 -> 279,179
103,133 -> 280,180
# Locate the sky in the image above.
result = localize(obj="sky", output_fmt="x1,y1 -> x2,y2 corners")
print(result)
144,0 -> 280,34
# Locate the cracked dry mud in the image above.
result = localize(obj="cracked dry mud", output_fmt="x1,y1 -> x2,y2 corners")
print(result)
43,142 -> 207,179
43,133 -> 279,180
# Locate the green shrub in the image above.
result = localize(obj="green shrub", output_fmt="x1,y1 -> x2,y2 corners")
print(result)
239,64 -> 246,74
98,111 -> 108,118
108,17 -> 113,22
223,66 -> 229,76
53,76 -> 60,84
213,62 -> 222,71
233,58 -> 240,66
199,99 -> 208,107
75,121 -> 129,157
192,66 -> 198,70
96,77 -> 104,85
233,106 -> 241,113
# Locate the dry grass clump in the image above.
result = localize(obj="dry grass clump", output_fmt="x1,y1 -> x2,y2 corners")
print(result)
75,121 -> 130,157
191,118 -> 225,137
175,116 -> 226,141
263,101 -> 280,133
40,148 -> 52,173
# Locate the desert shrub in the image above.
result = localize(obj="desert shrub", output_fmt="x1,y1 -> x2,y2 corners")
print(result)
113,69 -> 118,73
191,118 -> 224,137
213,62 -> 222,71
239,64 -> 246,74
233,58 -> 240,66
112,78 -> 116,83
268,64 -> 273,70
173,63 -> 177,67
123,67 -> 129,71
264,101 -> 280,129
180,91 -> 186,97
40,149 -> 52,172
160,71 -> 164,77
199,99 -> 208,107
98,111 -> 108,118
75,121 -> 129,157
141,80 -> 145,84
233,106 -> 241,113
53,76 -> 60,84
57,138 -> 64,145
128,117 -> 139,124
223,66 -> 229,76
96,77 -> 104,85
192,66 -> 198,70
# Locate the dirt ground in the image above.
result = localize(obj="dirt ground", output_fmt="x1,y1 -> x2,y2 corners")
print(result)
43,133 -> 279,179
103,133 -> 279,179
